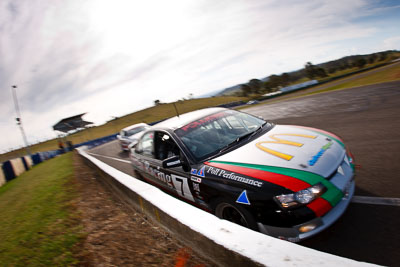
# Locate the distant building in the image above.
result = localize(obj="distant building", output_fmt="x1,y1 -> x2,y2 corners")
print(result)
53,113 -> 93,133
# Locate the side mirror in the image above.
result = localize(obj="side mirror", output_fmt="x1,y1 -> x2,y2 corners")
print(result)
162,156 -> 182,168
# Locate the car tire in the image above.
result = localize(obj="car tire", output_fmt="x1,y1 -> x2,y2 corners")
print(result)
212,198 -> 258,230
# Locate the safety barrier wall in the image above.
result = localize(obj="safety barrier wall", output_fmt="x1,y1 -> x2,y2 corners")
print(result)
77,147 -> 379,267
0,150 -> 64,188
0,131 -> 121,188
10,158 -> 25,177
24,155 -> 33,169
0,164 -> 5,187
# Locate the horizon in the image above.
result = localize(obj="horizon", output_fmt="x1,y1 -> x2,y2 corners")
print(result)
1,0 -> 400,152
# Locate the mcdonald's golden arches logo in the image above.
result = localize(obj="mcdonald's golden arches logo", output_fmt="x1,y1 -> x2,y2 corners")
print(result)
256,133 -> 317,161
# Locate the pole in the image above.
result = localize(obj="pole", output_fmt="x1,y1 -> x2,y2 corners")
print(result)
172,102 -> 180,117
11,85 -> 31,155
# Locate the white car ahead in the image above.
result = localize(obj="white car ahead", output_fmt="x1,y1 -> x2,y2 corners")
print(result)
117,123 -> 150,151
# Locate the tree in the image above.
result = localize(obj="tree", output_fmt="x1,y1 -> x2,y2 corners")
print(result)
304,62 -> 317,79
268,74 -> 283,88
368,54 -> 377,64
280,73 -> 291,86
355,58 -> 367,69
316,67 -> 328,78
328,67 -> 337,74
154,99 -> 161,106
304,62 -> 328,79
379,52 -> 387,61
240,84 -> 252,96
248,79 -> 262,94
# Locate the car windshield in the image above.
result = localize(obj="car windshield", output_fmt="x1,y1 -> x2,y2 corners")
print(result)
175,110 -> 267,161
123,126 -> 147,137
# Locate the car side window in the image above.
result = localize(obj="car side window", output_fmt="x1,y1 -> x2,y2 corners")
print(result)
154,132 -> 180,160
136,132 -> 154,158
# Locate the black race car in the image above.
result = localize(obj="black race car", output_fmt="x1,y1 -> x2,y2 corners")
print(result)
129,107 -> 355,242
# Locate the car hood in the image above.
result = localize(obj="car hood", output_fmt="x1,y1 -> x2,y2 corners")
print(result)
211,125 -> 346,178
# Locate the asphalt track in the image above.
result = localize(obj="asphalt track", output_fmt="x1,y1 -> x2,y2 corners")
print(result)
88,80 -> 400,266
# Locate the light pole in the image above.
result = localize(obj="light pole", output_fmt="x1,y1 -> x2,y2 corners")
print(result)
11,85 -> 31,155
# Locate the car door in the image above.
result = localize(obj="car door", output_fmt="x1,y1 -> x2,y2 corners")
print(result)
153,131 -> 195,202
132,131 -> 164,186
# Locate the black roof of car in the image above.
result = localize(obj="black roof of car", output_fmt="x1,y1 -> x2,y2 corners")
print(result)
154,107 -> 227,130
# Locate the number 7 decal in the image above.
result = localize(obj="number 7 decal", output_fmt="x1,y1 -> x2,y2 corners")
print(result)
171,174 -> 194,202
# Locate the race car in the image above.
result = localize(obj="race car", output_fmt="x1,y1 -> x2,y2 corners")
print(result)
129,107 -> 355,241
117,123 -> 150,151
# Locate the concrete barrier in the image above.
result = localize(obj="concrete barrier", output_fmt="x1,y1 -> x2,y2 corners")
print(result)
10,158 -> 25,177
2,161 -> 16,182
77,147 -> 379,267
31,153 -> 42,165
0,164 -> 5,187
24,155 -> 33,169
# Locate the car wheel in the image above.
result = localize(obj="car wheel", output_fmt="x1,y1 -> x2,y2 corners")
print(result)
213,198 -> 258,230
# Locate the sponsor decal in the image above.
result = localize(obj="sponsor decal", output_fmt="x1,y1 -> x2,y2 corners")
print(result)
191,176 -> 202,183
197,166 -> 205,177
206,166 -> 263,187
208,160 -> 344,208
140,162 -> 196,202
179,112 -> 225,132
256,133 -> 317,161
236,190 -> 251,205
144,161 -> 174,189
337,165 -> 345,176
191,168 -> 198,175
308,141 -> 333,166
293,125 -> 345,148
166,159 -> 181,166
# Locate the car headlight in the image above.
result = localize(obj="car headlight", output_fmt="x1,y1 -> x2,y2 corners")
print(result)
274,183 -> 326,209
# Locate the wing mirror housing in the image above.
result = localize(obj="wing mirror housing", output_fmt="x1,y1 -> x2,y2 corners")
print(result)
162,156 -> 182,168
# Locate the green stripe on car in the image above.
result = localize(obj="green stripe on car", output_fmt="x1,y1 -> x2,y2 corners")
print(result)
209,160 -> 344,206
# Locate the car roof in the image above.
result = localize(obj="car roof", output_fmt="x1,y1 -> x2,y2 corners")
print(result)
154,107 -> 228,131
121,122 -> 149,131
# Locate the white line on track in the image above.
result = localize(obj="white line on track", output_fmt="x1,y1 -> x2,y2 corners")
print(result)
87,152 -> 131,164
87,152 -> 400,207
351,196 -> 400,207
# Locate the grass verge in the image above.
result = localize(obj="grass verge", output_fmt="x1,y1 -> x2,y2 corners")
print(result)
0,153 -> 82,266
304,62 -> 400,96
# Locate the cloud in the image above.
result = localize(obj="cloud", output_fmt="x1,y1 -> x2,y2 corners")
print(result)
383,36 -> 400,50
0,0 -> 399,152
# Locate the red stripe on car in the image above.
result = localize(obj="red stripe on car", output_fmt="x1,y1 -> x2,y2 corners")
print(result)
307,198 -> 332,217
205,162 -> 310,192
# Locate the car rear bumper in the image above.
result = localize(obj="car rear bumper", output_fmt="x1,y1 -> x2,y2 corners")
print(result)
257,179 -> 355,242
119,140 -> 131,151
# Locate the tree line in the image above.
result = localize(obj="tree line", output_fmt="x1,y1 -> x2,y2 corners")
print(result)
235,50 -> 399,97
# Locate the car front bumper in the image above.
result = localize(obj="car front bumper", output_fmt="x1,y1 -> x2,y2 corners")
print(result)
257,179 -> 355,242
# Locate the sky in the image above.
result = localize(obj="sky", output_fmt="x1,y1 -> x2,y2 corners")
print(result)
0,0 -> 399,153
